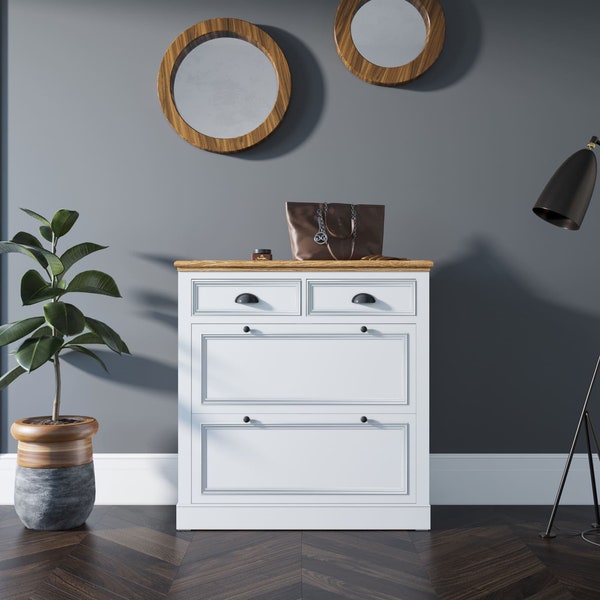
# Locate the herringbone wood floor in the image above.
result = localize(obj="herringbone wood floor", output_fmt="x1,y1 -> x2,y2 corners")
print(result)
1,505 -> 600,599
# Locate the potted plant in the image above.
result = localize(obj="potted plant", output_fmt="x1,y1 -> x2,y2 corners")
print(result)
0,208 -> 129,530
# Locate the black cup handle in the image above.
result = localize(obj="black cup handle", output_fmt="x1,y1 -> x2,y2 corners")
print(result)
236,293 -> 259,304
352,293 -> 376,304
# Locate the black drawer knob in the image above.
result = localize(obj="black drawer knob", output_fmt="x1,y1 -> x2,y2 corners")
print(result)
360,416 -> 368,423
243,326 -> 251,333
360,326 -> 368,333
352,293 -> 376,304
235,293 -> 259,304
243,416 -> 251,423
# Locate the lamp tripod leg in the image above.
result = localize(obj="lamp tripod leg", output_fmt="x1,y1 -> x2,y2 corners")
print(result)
583,412 -> 600,528
540,354 -> 600,539
540,434 -> 580,539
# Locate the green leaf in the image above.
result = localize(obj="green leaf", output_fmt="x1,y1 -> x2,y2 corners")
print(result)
43,302 -> 85,336
0,241 -> 64,276
0,365 -> 27,390
51,209 -> 79,238
67,270 -> 121,297
12,231 -> 43,249
15,335 -> 63,372
21,270 -> 49,304
66,332 -> 104,346
39,226 -> 53,243
0,241 -> 46,266
85,317 -> 129,354
46,254 -> 64,276
60,243 -> 107,274
21,270 -> 65,305
118,338 -> 130,354
67,345 -> 108,372
0,317 -> 45,347
21,208 -> 50,227
66,331 -> 129,354
31,325 -> 53,338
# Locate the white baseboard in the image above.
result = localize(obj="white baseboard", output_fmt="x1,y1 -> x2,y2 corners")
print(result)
0,453 -> 178,505
430,454 -> 598,505
0,453 -> 596,505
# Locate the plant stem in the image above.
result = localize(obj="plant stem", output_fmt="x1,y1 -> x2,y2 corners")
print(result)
52,351 -> 61,421
51,232 -> 61,422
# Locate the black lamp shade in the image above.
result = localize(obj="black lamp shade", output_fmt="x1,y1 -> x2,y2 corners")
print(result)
533,147 -> 597,230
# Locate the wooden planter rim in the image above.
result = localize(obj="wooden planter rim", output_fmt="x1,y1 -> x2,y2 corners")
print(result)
10,416 -> 99,443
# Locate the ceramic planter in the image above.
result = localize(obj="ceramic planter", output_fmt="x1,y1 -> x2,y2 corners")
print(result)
10,416 -> 99,530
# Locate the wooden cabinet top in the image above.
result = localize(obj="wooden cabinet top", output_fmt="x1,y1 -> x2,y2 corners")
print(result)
174,259 -> 434,272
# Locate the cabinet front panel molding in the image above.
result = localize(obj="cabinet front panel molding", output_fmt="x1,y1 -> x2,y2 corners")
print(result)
307,279 -> 416,315
194,418 -> 409,498
192,279 -> 301,316
192,324 -> 412,408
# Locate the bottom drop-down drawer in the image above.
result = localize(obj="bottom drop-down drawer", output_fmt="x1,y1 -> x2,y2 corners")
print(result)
190,413 -> 416,504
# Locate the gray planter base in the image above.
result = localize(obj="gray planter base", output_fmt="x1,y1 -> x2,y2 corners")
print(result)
14,462 -> 96,530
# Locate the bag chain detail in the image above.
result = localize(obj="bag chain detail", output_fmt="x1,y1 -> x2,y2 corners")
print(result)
313,203 -> 358,259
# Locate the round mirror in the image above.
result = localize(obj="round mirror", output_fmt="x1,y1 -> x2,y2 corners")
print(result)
334,0 -> 445,86
351,0 -> 426,68
173,37 -> 279,139
158,19 -> 291,153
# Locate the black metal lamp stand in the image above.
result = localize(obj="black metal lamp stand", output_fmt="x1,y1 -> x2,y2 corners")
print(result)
533,136 -> 600,538
540,354 -> 600,538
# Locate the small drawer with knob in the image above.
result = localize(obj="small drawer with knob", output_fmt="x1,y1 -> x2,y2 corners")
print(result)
191,279 -> 301,316
307,279 -> 416,316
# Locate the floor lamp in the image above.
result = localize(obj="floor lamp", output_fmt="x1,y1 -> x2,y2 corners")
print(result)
532,136 -> 600,538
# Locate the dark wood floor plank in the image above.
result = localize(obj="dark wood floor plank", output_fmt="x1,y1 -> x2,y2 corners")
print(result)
169,531 -> 301,600
0,528 -> 86,562
0,546 -> 75,600
76,533 -> 177,593
182,530 -> 292,563
57,553 -> 166,600
302,531 -> 435,599
91,525 -> 189,565
476,571 -> 575,600
98,506 -> 193,541
416,525 -> 570,600
303,531 -> 428,579
33,566 -> 131,600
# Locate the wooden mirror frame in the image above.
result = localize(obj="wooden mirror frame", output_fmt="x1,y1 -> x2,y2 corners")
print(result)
157,18 -> 291,153
334,0 -> 445,86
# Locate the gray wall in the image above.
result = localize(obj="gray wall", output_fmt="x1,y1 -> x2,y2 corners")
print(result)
3,0 -> 600,453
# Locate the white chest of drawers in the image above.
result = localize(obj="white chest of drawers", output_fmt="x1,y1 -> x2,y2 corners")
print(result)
174,260 -> 433,530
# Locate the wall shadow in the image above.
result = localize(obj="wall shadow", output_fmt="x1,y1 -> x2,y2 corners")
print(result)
135,253 -> 176,270
133,252 -> 178,330
430,239 -> 600,453
235,27 -> 325,160
133,290 -> 178,330
404,0 -> 481,91
62,351 -> 177,393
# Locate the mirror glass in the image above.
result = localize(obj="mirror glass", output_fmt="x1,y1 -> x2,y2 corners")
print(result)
351,0 -> 427,67
173,37 -> 279,139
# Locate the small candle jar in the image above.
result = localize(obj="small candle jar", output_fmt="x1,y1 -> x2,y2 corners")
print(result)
252,249 -> 272,261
